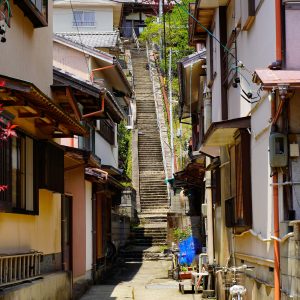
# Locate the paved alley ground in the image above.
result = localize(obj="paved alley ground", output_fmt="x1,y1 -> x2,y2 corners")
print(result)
80,260 -> 202,300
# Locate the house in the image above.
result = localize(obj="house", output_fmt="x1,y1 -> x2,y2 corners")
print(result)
53,0 -> 123,33
52,31 -> 133,289
53,0 -> 124,56
0,1 -> 86,299
167,51 -> 208,246
188,0 -> 300,299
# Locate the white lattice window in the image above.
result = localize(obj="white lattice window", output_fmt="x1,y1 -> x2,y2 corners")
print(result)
73,11 -> 95,27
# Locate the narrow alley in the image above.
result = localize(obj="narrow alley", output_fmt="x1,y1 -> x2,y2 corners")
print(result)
80,261 -> 202,300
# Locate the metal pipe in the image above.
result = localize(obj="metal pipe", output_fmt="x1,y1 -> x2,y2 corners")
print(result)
271,90 -> 281,300
82,96 -> 105,119
203,86 -> 214,265
90,65 -> 115,82
275,0 -> 282,63
169,48 -> 175,176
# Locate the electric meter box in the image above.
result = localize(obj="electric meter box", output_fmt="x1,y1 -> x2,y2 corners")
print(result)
269,132 -> 288,168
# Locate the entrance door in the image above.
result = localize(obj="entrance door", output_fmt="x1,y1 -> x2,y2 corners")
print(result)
61,195 -> 72,271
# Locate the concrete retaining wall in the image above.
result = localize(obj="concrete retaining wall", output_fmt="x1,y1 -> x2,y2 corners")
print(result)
0,272 -> 71,300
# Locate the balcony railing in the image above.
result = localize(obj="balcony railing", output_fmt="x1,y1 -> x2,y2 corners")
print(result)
0,252 -> 42,287
72,21 -> 96,27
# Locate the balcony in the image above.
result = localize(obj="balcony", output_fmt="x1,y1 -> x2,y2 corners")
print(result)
14,0 -> 48,28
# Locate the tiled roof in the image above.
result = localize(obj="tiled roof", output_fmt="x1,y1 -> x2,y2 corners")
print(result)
55,31 -> 119,49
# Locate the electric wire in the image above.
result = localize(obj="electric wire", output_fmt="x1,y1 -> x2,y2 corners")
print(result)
69,0 -> 91,75
172,0 -> 254,77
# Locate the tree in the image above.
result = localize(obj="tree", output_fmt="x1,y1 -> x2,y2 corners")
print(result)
140,1 -> 194,74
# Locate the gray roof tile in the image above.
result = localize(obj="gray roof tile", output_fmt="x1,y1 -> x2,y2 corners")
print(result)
55,31 -> 119,49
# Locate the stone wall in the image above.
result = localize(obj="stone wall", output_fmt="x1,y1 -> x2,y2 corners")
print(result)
119,188 -> 137,221
111,213 -> 131,251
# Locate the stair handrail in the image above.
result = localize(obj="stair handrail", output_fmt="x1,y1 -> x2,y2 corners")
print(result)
146,42 -> 171,201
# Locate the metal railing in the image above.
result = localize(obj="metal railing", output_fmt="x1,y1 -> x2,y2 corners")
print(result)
146,43 -> 171,200
0,252 -> 42,287
132,28 -> 140,52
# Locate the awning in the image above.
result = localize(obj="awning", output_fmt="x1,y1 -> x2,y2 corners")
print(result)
64,146 -> 101,171
253,69 -> 300,89
0,75 -> 88,138
199,145 -> 220,158
85,167 -> 108,182
189,0 -> 227,45
173,154 -> 206,189
177,51 -> 206,120
52,67 -> 126,123
203,116 -> 251,147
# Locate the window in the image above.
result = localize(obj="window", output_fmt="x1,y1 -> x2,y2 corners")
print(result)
38,142 -> 64,194
96,119 -> 115,145
225,129 -> 252,228
79,124 -> 95,152
73,11 -> 96,27
234,129 -> 252,227
0,130 -> 38,214
14,0 -> 48,28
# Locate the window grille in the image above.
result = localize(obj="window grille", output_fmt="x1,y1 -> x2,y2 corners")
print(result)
73,11 -> 96,27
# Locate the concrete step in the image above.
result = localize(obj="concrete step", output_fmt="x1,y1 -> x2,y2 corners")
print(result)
140,191 -> 168,195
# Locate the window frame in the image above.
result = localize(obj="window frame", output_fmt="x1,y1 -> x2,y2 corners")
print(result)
0,128 -> 39,215
73,10 -> 96,28
225,129 -> 252,229
234,129 -> 252,227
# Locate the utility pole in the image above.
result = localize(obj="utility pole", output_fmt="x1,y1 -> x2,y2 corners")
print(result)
159,0 -> 163,61
168,48 -> 175,176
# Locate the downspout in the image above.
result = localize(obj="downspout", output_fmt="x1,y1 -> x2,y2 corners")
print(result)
82,95 -> 105,119
273,1 -> 283,298
275,0 -> 283,66
92,192 -> 97,283
271,90 -> 281,300
203,86 -> 214,264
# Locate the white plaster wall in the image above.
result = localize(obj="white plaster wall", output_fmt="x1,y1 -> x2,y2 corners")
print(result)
0,3 -> 53,96
251,99 -> 273,238
208,8 -> 222,123
230,0 -> 276,260
95,130 -> 118,168
238,0 -> 275,238
53,7 -> 113,32
53,42 -> 90,81
227,0 -> 276,120
85,180 -> 93,278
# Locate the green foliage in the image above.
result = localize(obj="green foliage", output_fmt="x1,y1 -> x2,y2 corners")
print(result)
118,121 -> 132,179
140,2 -> 195,170
173,226 -> 192,243
140,3 -> 194,74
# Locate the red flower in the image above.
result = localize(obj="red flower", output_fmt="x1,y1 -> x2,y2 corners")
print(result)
2,122 -> 18,139
0,185 -> 8,192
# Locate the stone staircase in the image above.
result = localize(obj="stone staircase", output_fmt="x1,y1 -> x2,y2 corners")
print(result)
121,49 -> 170,262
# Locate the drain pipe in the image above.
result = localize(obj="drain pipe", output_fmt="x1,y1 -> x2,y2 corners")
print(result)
203,86 -> 214,265
271,90 -> 281,300
273,1 -> 283,298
